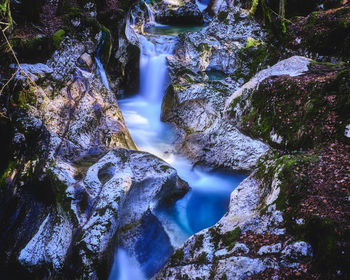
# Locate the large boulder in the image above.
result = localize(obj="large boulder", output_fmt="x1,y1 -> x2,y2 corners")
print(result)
225,56 -> 350,150
284,5 -> 350,61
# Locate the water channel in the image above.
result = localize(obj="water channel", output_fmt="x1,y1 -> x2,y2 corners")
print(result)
108,3 -> 246,279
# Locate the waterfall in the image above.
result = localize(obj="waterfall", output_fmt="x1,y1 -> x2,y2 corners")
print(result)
109,11 -> 245,280
118,30 -> 245,244
196,0 -> 209,12
145,2 -> 156,24
109,249 -> 145,280
95,34 -> 111,91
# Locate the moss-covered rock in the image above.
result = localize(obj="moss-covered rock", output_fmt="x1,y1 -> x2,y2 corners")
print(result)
230,65 -> 350,150
284,6 -> 350,61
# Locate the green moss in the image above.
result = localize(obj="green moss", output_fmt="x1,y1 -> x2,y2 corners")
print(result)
192,234 -> 204,253
0,161 -> 16,189
249,0 -> 259,16
14,87 -> 36,109
209,226 -> 222,249
45,168 -> 68,207
170,249 -> 184,266
245,37 -> 261,48
118,220 -> 141,233
52,29 -> 65,49
195,252 -> 208,265
221,227 -> 241,249
196,43 -> 211,54
99,25 -> 112,65
234,43 -> 267,82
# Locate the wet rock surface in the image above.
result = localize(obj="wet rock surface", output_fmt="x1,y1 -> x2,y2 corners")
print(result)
162,5 -> 269,172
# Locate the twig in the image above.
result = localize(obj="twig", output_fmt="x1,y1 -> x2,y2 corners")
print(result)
0,68 -> 18,95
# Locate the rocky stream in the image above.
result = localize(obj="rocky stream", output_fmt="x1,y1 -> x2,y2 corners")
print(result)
0,0 -> 349,279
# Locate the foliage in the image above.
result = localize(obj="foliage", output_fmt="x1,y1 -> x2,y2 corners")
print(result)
0,0 -> 13,28
52,29 -> 65,49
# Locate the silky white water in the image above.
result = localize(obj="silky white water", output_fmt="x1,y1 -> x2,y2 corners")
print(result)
109,4 -> 245,280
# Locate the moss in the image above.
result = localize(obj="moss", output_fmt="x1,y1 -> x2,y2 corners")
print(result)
45,168 -> 69,207
237,67 -> 350,149
118,220 -> 141,233
221,227 -> 241,249
234,43 -> 268,82
13,87 -> 36,109
192,234 -> 204,254
256,153 -> 319,212
196,43 -> 211,54
195,252 -> 208,265
249,0 -> 259,16
52,29 -> 65,49
170,249 -> 184,266
217,11 -> 228,22
209,226 -> 221,249
98,25 -> 112,65
245,37 -> 261,48
0,161 -> 16,189
291,215 -> 346,276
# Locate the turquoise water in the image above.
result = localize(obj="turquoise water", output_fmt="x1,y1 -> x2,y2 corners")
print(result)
145,24 -> 206,36
206,70 -> 226,81
109,14 -> 245,280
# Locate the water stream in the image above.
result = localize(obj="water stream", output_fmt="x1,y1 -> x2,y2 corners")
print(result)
108,4 -> 246,280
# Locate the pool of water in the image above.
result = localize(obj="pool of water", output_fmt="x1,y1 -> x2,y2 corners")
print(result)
206,70 -> 226,81
145,24 -> 206,36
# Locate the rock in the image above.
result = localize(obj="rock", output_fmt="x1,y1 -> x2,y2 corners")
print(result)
232,242 -> 250,254
13,63 -> 53,82
258,243 -> 282,256
215,256 -> 267,279
161,4 -> 269,171
9,147 -> 188,279
226,59 -> 350,150
72,148 -> 188,279
224,56 -> 311,111
284,5 -> 350,61
281,241 -> 313,263
181,118 -> 269,172
0,9 -> 143,278
156,167 -> 288,279
345,124 -> 350,138
156,2 -> 204,25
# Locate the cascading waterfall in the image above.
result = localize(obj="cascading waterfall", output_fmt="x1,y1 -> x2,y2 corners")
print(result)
109,2 -> 246,279
145,2 -> 156,24
95,32 -> 111,91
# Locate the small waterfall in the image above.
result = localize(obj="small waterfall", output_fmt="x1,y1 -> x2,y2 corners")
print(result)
109,249 -> 145,280
110,11 -> 246,280
95,33 -> 111,91
196,0 -> 209,12
145,2 -> 156,24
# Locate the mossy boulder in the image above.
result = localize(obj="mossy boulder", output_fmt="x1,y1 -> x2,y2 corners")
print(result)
284,6 -> 350,61
229,65 -> 350,150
